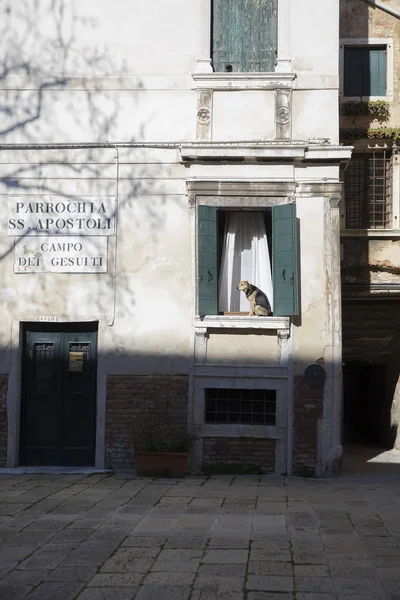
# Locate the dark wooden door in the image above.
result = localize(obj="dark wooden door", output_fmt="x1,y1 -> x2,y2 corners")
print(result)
20,323 -> 98,466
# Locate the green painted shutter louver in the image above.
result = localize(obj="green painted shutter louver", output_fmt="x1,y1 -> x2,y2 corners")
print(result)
212,0 -> 277,73
369,47 -> 386,96
272,203 -> 299,316
197,205 -> 218,316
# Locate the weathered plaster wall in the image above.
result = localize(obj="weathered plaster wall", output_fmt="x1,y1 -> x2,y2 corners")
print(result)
212,92 -> 275,142
0,0 -> 344,474
1,0 -> 341,145
206,331 -> 279,365
0,146 -> 193,375
291,0 -> 339,78
342,238 -> 400,285
293,198 -> 326,369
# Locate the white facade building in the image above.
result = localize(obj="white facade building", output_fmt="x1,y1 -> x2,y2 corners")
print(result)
0,0 -> 351,475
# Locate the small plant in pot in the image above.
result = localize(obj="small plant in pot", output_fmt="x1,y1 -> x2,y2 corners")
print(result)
132,412 -> 196,477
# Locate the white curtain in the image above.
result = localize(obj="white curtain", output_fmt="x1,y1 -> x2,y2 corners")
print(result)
218,212 -> 273,313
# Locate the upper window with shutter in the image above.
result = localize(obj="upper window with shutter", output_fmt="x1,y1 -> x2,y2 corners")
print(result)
212,0 -> 277,73
343,46 -> 387,97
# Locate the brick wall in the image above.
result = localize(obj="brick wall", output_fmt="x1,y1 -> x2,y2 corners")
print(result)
105,374 -> 188,471
0,375 -> 8,467
203,437 -> 275,473
293,376 -> 324,475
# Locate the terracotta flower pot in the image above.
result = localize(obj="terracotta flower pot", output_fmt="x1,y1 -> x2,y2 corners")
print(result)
134,450 -> 189,477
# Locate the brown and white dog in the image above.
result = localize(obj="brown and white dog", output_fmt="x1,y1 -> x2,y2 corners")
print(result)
237,280 -> 272,316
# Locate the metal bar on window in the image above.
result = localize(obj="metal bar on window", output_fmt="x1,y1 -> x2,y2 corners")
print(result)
345,151 -> 392,229
204,388 -> 276,425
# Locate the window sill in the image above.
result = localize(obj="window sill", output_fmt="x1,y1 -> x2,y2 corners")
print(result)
198,424 -> 281,439
192,72 -> 296,91
341,229 -> 400,237
340,96 -> 392,102
195,315 -> 290,330
181,142 -> 351,162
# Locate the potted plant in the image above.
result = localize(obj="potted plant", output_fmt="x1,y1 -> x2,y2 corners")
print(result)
132,412 -> 196,477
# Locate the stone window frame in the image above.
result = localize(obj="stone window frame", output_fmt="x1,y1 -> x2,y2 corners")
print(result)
188,179 -> 297,329
191,375 -> 289,475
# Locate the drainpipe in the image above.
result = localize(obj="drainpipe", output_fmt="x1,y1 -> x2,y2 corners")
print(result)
363,0 -> 400,19
107,145 -> 120,327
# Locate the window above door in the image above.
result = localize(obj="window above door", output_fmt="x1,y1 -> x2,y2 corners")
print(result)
212,0 -> 277,73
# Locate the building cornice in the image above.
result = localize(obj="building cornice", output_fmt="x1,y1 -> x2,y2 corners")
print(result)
192,72 -> 297,91
180,142 -> 353,162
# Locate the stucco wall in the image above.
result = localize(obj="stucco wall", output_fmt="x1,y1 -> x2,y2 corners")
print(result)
0,0 -> 341,145
206,331 -> 279,365
0,0 -> 344,474
342,238 -> 400,286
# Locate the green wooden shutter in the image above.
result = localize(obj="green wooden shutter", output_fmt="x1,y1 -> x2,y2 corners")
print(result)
368,47 -> 386,96
212,0 -> 277,73
272,203 -> 299,316
197,205 -> 218,316
344,47 -> 363,96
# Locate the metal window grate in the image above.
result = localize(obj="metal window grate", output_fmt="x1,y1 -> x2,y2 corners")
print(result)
345,151 -> 392,229
205,388 -> 276,425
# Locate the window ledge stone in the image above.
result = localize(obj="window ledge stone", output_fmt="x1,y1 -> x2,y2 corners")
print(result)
341,229 -> 400,237
198,424 -> 281,439
192,72 -> 296,90
195,315 -> 290,330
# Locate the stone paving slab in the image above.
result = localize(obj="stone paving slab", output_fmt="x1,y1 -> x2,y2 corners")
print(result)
0,471 -> 400,598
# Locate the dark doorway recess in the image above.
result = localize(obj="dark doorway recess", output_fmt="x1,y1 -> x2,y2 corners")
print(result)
342,297 -> 400,448
343,362 -> 386,445
20,322 -> 98,466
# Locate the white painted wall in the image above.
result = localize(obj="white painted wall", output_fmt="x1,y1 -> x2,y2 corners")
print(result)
0,0 -> 340,144
0,0 -> 344,473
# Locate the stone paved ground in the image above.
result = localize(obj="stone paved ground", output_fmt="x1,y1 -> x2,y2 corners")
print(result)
0,462 -> 399,599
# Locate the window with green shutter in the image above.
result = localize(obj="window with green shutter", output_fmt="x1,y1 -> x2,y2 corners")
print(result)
344,46 -> 386,97
197,204 -> 299,317
212,0 -> 277,73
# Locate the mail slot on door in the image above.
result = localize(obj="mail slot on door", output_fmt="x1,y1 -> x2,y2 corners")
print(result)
69,351 -> 84,372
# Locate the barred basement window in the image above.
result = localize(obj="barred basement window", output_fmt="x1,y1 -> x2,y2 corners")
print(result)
205,388 -> 276,425
345,151 -> 392,229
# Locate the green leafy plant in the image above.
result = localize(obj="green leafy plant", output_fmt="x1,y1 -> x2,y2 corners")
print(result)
296,466 -> 316,478
340,126 -> 400,141
340,100 -> 390,121
132,413 -> 196,453
367,126 -> 400,140
368,100 -> 390,120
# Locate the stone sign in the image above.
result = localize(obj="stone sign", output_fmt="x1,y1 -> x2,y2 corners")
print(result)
7,196 -> 115,236
14,237 -> 108,273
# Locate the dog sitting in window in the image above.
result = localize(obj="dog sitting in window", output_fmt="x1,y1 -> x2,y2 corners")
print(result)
237,281 -> 272,316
